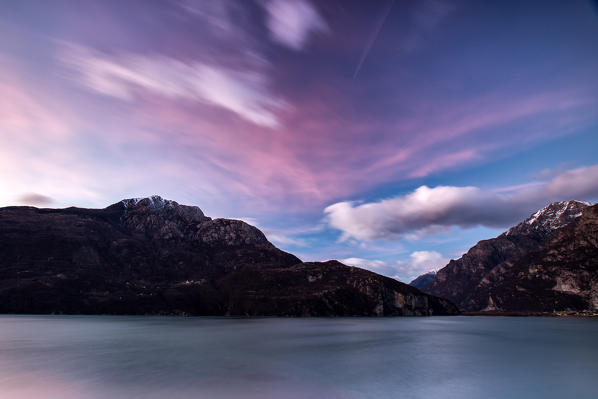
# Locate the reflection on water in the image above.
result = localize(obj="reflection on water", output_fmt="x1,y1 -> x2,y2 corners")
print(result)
1,316 -> 597,398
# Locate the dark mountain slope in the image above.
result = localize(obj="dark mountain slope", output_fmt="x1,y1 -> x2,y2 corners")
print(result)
0,196 -> 458,316
426,201 -> 597,314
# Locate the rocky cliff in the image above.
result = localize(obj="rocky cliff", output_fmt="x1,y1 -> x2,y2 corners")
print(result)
425,201 -> 597,314
0,196 -> 458,316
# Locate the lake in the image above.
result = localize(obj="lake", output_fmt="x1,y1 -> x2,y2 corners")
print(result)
1,315 -> 597,398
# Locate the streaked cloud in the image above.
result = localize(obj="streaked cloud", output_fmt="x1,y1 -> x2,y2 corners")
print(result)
408,149 -> 480,178
325,165 -> 598,241
60,44 -> 284,127
263,0 -> 328,50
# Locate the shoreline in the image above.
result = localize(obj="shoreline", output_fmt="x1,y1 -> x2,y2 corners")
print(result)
462,311 -> 598,318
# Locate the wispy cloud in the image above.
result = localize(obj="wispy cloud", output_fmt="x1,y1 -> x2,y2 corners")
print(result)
408,149 -> 480,178
263,0 -> 328,50
2,0 -> 596,221
365,90 -> 595,179
325,165 -> 598,241
60,43 -> 285,127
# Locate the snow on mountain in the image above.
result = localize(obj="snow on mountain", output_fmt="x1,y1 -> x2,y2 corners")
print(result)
120,195 -> 179,210
506,200 -> 590,236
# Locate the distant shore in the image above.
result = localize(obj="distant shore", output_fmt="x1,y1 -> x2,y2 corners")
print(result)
462,311 -> 598,318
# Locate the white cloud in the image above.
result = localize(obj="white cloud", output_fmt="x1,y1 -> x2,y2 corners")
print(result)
266,233 -> 307,247
342,250 -> 447,283
60,44 -> 284,127
341,257 -> 397,277
395,251 -> 447,281
325,164 -> 598,241
263,0 -> 328,50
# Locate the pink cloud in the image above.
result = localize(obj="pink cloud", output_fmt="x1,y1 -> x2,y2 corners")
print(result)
408,149 -> 480,178
3,60 -> 596,217
263,0 -> 328,50
368,90 -> 594,175
1,25 -> 596,218
60,43 -> 286,128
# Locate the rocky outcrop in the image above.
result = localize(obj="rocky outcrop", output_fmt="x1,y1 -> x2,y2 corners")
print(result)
426,201 -> 598,314
0,196 -> 458,316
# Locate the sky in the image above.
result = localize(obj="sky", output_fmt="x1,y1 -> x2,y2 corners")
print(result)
1,0 -> 598,283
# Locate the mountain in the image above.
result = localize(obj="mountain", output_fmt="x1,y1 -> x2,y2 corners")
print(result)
425,200 -> 598,315
0,196 -> 458,316
409,271 -> 436,290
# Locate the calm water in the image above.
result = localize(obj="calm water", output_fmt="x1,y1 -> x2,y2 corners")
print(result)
1,316 -> 597,399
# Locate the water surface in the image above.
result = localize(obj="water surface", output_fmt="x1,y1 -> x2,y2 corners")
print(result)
1,316 -> 597,398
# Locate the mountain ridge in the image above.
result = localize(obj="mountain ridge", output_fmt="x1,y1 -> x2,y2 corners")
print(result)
506,200 -> 589,236
0,196 -> 458,316
421,200 -> 597,314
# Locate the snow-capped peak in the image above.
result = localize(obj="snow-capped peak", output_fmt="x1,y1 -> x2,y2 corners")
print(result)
120,195 -> 178,210
507,200 -> 589,236
113,195 -> 210,224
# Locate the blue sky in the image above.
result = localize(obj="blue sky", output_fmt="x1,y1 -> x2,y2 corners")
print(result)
1,0 -> 597,282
